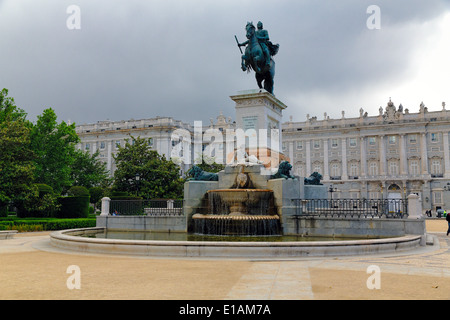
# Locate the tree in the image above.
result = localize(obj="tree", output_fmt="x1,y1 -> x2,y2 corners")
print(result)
71,150 -> 111,189
0,88 -> 28,123
30,108 -> 79,194
0,89 -> 35,212
0,116 -> 36,211
113,136 -> 184,199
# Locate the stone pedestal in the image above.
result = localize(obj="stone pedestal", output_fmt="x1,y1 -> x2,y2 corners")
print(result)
407,193 -> 423,219
230,89 -> 287,153
267,178 -> 304,232
183,180 -> 219,231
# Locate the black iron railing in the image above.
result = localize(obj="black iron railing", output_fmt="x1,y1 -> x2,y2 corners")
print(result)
291,198 -> 408,219
109,199 -> 183,216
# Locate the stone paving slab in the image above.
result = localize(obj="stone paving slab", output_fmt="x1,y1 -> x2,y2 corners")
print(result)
0,220 -> 449,300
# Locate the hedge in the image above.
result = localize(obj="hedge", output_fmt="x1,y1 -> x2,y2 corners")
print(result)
0,218 -> 96,231
0,206 -> 7,218
57,196 -> 90,218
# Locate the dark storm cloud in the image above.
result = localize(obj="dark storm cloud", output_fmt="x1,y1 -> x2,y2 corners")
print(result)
0,0 -> 449,125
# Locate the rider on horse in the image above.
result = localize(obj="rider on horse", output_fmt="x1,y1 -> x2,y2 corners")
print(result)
238,21 -> 278,69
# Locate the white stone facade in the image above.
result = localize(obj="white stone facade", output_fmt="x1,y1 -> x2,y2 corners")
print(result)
282,99 -> 450,214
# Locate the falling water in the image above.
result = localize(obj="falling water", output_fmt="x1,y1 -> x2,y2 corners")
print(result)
193,189 -> 281,236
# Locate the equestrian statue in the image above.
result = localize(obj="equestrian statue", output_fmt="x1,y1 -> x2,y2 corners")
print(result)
235,21 -> 279,95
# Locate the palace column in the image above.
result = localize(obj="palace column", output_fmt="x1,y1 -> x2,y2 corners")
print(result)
360,137 -> 367,177
306,140 -> 311,176
400,134 -> 408,175
288,141 -> 294,165
379,135 -> 387,176
421,133 -> 429,175
323,138 -> 330,180
443,132 -> 450,178
341,138 -> 348,180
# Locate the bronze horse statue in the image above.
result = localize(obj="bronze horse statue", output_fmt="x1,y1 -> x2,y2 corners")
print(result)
238,22 -> 279,95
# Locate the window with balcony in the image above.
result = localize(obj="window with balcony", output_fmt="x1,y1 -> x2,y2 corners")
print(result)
388,161 -> 399,175
369,162 -> 378,176
330,163 -> 341,179
349,162 -> 359,178
431,159 -> 442,177
409,160 -> 419,175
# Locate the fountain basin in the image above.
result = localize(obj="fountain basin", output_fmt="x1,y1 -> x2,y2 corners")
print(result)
50,227 -> 423,258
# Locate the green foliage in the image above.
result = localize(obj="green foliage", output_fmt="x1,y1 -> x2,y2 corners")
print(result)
0,206 -> 7,218
113,136 -> 184,199
0,89 -> 109,212
17,184 -> 60,218
71,150 -> 111,189
0,217 -> 96,231
30,108 -> 79,194
0,88 -> 28,123
0,89 -> 35,209
88,186 -> 105,205
68,186 -> 90,197
35,184 -> 54,196
57,196 -> 90,218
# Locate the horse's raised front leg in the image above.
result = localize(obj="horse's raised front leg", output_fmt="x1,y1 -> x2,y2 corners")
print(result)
241,55 -> 247,71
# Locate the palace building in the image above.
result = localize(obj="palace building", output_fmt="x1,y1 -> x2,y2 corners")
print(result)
282,99 -> 450,214
75,99 -> 450,213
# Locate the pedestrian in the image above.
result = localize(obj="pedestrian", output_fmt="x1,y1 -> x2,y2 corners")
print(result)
446,212 -> 450,236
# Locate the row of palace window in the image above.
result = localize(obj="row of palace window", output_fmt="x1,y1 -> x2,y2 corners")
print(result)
84,138 -> 154,151
295,159 -> 444,178
287,133 -> 441,151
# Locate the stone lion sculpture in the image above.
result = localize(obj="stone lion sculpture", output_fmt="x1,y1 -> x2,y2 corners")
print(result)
186,165 -> 219,181
304,172 -> 323,185
271,161 -> 296,179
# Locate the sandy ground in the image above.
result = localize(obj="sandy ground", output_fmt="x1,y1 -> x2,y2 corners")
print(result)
0,219 -> 449,301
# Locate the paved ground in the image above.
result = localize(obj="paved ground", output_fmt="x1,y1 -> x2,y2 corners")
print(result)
0,220 -> 449,300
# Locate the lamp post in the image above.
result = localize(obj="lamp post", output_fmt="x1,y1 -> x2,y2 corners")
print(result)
135,173 -> 140,197
329,184 -> 337,208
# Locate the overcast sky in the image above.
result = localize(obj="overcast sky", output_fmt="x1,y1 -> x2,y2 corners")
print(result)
1,0 -> 450,126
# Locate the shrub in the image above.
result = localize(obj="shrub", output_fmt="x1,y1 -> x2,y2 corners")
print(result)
17,184 -> 59,218
0,218 -> 96,231
88,186 -> 104,204
57,196 -> 90,218
68,186 -> 90,197
0,205 -> 7,218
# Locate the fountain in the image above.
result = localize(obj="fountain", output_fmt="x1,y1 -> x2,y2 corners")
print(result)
191,164 -> 281,236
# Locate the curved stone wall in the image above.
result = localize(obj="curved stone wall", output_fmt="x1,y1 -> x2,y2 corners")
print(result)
50,227 -> 424,259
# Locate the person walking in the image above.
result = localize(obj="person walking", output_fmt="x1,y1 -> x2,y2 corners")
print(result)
446,212 -> 450,236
